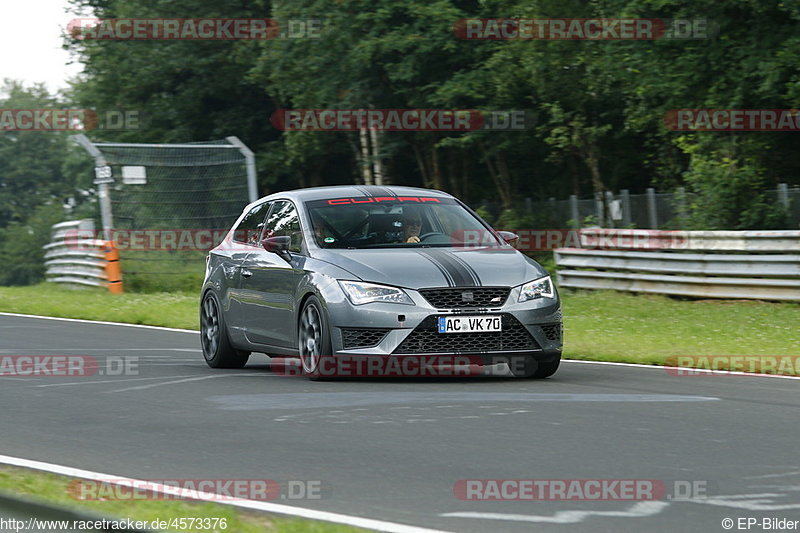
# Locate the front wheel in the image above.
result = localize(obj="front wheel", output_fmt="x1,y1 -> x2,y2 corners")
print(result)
509,353 -> 561,379
298,296 -> 333,381
200,292 -> 249,368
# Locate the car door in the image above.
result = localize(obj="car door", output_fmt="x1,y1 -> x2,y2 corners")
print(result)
223,201 -> 272,343
238,200 -> 306,348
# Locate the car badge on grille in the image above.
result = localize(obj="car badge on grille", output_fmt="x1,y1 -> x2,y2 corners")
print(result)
461,291 -> 474,302
490,296 -> 502,303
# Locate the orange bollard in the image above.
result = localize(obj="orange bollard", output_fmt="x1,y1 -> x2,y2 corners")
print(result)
104,241 -> 124,294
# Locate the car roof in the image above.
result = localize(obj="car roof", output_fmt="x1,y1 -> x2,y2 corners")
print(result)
253,185 -> 455,206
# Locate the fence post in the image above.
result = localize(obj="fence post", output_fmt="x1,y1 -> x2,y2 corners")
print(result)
778,183 -> 790,211
676,186 -> 689,229
604,191 -> 616,228
620,189 -> 631,227
74,134 -> 114,240
594,192 -> 605,227
226,136 -> 258,203
569,194 -> 580,228
646,187 -> 658,229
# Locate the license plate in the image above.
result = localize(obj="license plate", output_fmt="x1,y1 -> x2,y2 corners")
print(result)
438,315 -> 502,334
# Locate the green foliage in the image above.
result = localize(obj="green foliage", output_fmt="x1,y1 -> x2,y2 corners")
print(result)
59,0 -> 800,212
0,204 -> 67,285
58,0 -> 800,204
678,138 -> 788,230
4,0 -> 800,290
0,82 -> 78,228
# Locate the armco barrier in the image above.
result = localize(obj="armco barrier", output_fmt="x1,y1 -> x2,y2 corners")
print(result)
578,228 -> 800,252
555,229 -> 800,301
43,220 -> 123,292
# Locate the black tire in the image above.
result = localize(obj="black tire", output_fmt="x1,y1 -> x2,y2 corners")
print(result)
298,295 -> 333,381
200,292 -> 249,369
509,353 -> 561,379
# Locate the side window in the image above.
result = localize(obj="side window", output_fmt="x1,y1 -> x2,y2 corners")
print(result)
263,200 -> 304,253
232,202 -> 270,245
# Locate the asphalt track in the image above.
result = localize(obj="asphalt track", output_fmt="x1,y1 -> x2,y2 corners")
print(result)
1,313 -> 799,533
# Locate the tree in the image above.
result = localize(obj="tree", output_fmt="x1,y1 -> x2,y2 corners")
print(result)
0,81 -> 75,227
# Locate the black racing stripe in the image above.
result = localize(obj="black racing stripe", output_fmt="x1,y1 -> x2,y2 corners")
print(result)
371,186 -> 395,198
448,252 -> 482,286
416,250 -> 455,287
433,252 -> 476,287
359,185 -> 395,198
421,249 -> 476,287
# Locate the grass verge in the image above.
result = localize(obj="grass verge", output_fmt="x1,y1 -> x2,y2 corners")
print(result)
561,289 -> 800,366
0,283 -> 799,370
0,284 -> 198,330
0,465 -> 366,533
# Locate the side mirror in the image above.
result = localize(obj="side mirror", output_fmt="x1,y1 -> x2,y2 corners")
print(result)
497,230 -> 519,246
261,236 -> 291,253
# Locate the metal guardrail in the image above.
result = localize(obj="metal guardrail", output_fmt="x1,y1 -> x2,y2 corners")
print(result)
43,220 -> 123,292
555,229 -> 800,301
578,228 -> 800,252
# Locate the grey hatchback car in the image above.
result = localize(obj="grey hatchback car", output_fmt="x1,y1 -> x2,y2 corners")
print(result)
200,185 -> 562,379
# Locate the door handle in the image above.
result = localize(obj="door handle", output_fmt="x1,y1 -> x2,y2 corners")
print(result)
240,268 -> 253,278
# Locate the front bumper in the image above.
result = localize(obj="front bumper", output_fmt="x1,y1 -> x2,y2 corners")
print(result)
325,285 -> 562,358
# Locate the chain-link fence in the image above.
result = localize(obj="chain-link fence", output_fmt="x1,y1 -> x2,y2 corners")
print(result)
74,136 -> 257,292
479,185 -> 800,231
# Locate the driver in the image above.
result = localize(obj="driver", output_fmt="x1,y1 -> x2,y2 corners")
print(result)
310,211 -> 334,246
401,207 -> 422,243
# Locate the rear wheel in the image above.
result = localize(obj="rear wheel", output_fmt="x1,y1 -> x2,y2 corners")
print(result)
201,292 -> 249,368
509,353 -> 561,379
298,296 -> 332,381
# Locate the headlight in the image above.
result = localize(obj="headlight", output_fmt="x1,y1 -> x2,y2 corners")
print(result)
339,281 -> 414,305
518,276 -> 554,302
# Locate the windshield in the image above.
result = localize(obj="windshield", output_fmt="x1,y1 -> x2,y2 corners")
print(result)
305,196 -> 500,249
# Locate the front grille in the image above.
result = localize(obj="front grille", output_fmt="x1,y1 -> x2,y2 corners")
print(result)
393,314 -> 538,354
342,328 -> 390,349
419,287 -> 510,309
541,323 -> 562,342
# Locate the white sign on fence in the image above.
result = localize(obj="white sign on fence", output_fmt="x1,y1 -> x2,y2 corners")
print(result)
121,165 -> 147,185
93,165 -> 113,184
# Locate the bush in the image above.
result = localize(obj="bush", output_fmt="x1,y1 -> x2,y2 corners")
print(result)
679,142 -> 788,230
0,204 -> 67,286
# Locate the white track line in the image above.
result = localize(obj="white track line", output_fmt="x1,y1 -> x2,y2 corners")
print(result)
563,359 -> 800,380
442,501 -> 670,524
0,312 -> 198,334
36,374 -> 201,388
0,455 -> 451,533
0,349 -> 200,353
3,312 -> 798,380
106,374 -> 277,393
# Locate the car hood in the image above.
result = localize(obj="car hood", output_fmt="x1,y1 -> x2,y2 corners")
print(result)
313,247 -> 547,290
